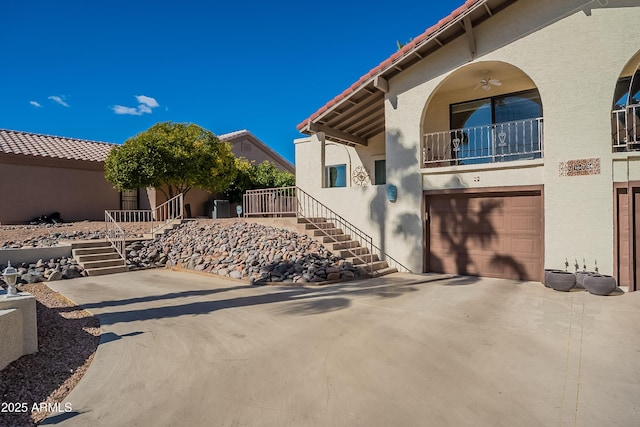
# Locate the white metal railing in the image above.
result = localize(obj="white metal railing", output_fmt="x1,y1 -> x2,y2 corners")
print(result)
105,211 -> 126,263
243,187 -> 298,217
612,104 -> 640,151
422,117 -> 544,167
242,186 -> 411,274
106,193 -> 184,234
151,193 -> 184,233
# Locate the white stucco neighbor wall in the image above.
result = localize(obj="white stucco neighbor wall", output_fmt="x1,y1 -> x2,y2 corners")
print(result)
296,0 -> 640,276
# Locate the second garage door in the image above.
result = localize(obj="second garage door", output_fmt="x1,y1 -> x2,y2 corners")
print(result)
427,190 -> 543,281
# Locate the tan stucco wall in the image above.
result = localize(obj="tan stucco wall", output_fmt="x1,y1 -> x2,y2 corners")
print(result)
0,156 -> 120,224
227,135 -> 295,174
296,0 -> 640,275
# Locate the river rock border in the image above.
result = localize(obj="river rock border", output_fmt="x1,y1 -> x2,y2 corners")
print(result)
126,221 -> 366,284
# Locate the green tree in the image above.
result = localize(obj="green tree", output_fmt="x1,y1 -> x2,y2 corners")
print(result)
224,159 -> 295,203
105,122 -> 237,199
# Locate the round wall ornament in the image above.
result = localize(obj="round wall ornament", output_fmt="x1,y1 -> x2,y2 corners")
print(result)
352,166 -> 370,187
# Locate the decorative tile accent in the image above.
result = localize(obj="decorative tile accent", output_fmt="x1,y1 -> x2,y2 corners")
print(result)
559,158 -> 600,177
352,165 -> 370,186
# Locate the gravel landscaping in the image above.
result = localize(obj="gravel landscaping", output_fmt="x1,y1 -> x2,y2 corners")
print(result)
0,283 -> 100,426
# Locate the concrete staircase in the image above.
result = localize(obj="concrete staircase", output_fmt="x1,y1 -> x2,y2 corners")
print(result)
71,241 -> 127,276
142,219 -> 188,239
297,217 -> 397,277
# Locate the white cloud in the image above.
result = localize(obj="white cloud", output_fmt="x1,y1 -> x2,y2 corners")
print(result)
48,95 -> 70,107
136,95 -> 159,108
30,101 -> 42,108
113,105 -> 143,116
112,95 -> 160,116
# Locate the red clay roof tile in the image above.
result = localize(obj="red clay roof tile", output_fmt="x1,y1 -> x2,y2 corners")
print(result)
297,0 -> 483,131
0,129 -> 115,162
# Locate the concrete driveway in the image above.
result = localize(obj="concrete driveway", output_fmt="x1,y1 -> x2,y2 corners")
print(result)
43,270 -> 639,426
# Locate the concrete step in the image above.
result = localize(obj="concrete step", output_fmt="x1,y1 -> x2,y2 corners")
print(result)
71,240 -> 110,249
72,246 -> 116,257
85,265 -> 128,276
297,217 -> 326,224
313,228 -> 343,237
349,253 -> 380,264
81,259 -> 125,269
322,234 -> 351,243
75,252 -> 122,264
339,247 -> 370,257
372,267 -> 398,277
331,240 -> 361,250
305,222 -> 334,230
355,260 -> 389,272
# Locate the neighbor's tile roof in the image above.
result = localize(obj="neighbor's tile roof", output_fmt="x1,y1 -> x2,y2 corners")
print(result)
0,129 -> 115,162
297,0 -> 483,130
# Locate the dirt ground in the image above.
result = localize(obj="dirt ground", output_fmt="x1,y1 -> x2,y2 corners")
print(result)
0,222 -> 153,246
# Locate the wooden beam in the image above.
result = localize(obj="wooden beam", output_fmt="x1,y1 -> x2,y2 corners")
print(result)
373,75 -> 389,93
463,16 -> 476,59
308,123 -> 368,146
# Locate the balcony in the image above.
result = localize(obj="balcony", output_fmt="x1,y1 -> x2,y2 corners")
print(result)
612,104 -> 640,152
422,118 -> 543,167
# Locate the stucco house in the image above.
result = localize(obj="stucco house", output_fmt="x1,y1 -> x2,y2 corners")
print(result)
0,129 -> 126,224
295,0 -> 640,290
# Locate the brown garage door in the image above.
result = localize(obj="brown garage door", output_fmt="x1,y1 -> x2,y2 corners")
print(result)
427,190 -> 543,281
616,184 -> 640,291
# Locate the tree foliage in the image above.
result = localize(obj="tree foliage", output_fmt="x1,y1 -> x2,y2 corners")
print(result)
224,159 -> 296,203
105,122 -> 237,199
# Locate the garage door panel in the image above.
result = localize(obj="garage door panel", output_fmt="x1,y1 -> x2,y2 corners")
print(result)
428,191 -> 543,281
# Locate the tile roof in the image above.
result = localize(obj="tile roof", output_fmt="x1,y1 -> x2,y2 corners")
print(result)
297,0 -> 483,130
0,129 -> 115,162
218,129 -> 250,140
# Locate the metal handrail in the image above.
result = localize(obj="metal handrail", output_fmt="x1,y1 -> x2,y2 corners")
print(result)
242,186 -> 411,274
422,117 -> 544,166
612,104 -> 640,151
151,193 -> 184,233
105,211 -> 126,263
106,193 -> 184,233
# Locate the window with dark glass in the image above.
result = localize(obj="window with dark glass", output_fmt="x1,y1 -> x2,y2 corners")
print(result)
449,89 -> 543,164
374,160 -> 386,185
325,164 -> 346,188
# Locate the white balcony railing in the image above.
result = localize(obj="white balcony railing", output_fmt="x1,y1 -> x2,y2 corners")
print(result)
612,104 -> 640,151
422,117 -> 543,167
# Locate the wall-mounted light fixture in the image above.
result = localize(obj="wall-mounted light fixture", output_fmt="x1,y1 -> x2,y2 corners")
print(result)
387,184 -> 398,202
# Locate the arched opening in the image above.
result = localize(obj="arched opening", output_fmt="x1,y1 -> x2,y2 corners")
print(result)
420,61 -> 542,167
612,51 -> 640,152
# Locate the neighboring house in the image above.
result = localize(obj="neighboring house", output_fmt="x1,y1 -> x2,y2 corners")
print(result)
0,128 -> 293,223
295,0 -> 640,290
147,129 -> 295,217
0,129 -> 143,224
222,129 -> 295,174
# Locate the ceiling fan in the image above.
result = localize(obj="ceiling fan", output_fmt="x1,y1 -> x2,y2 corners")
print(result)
474,72 -> 502,91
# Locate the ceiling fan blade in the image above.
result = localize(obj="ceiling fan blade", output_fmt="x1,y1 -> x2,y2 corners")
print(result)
489,79 -> 502,86
473,83 -> 482,90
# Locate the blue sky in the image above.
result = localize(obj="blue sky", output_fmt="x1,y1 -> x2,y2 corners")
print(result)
1,0 -> 463,164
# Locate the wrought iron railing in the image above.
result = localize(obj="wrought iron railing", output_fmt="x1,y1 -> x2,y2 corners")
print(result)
242,186 -> 411,274
105,210 -> 126,263
422,117 -> 544,167
612,104 -> 640,151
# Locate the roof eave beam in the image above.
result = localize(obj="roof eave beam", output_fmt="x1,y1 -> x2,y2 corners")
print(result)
462,16 -> 477,59
308,123 -> 368,146
373,75 -> 389,93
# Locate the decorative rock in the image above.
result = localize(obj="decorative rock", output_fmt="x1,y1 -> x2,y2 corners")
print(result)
48,271 -> 63,281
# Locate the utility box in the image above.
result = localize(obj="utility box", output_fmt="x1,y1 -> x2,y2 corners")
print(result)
212,200 -> 230,219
